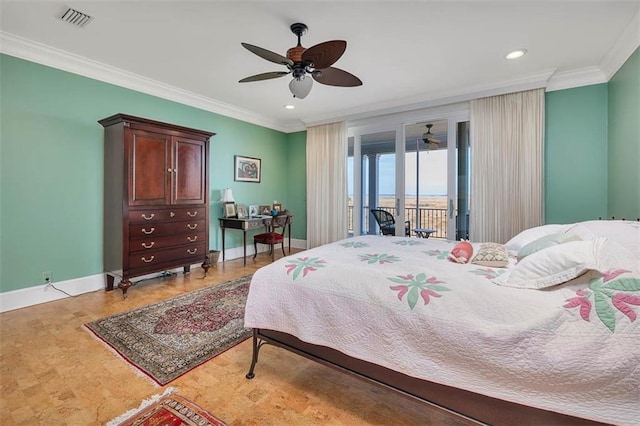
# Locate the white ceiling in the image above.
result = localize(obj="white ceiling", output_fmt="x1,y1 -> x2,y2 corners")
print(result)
1,1 -> 639,133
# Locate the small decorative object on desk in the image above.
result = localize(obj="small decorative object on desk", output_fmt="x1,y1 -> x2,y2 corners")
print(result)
223,202 -> 237,218
237,204 -> 247,219
259,205 -> 271,215
273,203 -> 282,212
248,205 -> 258,217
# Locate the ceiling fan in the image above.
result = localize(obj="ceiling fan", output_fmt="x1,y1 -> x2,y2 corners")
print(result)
239,23 -> 362,99
422,124 -> 441,149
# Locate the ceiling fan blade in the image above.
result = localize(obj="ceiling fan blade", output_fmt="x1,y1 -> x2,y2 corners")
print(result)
312,67 -> 362,87
239,71 -> 289,83
302,40 -> 346,69
241,43 -> 294,67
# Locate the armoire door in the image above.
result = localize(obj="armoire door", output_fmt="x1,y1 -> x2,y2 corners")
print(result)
172,137 -> 206,205
128,129 -> 171,206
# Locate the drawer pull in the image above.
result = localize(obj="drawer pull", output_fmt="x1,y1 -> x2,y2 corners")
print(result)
170,212 -> 176,217
141,256 -> 155,263
187,236 -> 198,242
187,248 -> 198,255
141,228 -> 155,235
187,211 -> 198,217
141,242 -> 155,249
141,213 -> 155,220
187,223 -> 198,230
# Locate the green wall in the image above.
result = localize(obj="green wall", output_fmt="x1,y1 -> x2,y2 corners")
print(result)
545,84 -> 609,223
608,48 -> 640,220
286,131 -> 307,239
0,54 -> 300,292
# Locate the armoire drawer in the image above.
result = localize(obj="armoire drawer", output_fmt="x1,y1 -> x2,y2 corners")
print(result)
128,242 -> 206,270
129,232 -> 206,253
129,219 -> 205,238
128,207 -> 205,223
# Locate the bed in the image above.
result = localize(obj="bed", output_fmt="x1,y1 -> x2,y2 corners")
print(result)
243,220 -> 640,425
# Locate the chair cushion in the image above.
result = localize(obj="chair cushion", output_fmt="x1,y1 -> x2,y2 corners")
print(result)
254,232 -> 284,244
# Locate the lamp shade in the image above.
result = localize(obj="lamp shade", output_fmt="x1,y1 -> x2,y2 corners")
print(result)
289,76 -> 313,99
221,188 -> 235,203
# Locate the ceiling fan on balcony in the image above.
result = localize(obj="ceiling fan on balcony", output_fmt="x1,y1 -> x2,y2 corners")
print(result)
239,22 -> 363,99
422,124 -> 441,149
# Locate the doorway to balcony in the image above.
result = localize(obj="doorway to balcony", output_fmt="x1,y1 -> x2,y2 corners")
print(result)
348,116 -> 470,240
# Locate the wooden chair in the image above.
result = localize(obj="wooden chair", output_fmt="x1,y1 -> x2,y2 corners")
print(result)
370,209 -> 410,236
253,214 -> 290,261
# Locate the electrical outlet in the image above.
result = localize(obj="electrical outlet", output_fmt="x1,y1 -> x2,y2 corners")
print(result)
42,272 -> 52,284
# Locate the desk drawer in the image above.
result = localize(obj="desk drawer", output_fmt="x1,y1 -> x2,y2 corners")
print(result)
128,242 -> 205,269
129,232 -> 205,253
129,219 -> 205,238
129,207 -> 205,223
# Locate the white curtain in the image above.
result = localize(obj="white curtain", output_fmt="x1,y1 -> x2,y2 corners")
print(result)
306,122 -> 347,248
469,89 -> 545,243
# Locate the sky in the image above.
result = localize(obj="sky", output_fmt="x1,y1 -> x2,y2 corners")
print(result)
348,150 -> 448,196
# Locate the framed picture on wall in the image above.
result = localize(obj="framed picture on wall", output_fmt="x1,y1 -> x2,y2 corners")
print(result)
224,202 -> 237,218
234,155 -> 261,183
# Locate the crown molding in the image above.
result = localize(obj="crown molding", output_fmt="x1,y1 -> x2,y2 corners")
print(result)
545,66 -> 608,92
0,31 -> 300,133
304,69 -> 555,128
599,9 -> 640,80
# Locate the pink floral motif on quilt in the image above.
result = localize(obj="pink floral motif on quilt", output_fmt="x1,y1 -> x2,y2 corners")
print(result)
285,256 -> 327,281
388,273 -> 450,310
564,270 -> 640,332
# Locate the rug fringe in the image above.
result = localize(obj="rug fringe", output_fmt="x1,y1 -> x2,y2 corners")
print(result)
105,387 -> 176,426
82,324 -> 161,387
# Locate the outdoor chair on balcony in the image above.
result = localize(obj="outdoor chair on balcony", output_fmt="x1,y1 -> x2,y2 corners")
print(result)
370,209 -> 410,236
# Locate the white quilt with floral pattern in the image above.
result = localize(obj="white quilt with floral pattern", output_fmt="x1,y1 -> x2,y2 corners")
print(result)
244,235 -> 639,424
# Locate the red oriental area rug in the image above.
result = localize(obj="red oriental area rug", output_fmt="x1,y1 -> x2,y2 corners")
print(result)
108,388 -> 227,426
85,275 -> 252,385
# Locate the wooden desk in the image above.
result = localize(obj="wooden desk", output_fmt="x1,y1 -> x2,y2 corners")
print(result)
219,215 -> 293,265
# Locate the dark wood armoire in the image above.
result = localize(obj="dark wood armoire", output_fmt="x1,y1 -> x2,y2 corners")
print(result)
99,114 -> 214,296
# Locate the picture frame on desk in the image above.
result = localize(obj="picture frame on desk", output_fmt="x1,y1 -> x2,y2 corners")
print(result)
224,202 -> 237,218
248,205 -> 258,217
259,205 -> 271,215
234,155 -> 261,183
273,203 -> 282,212
237,204 -> 248,219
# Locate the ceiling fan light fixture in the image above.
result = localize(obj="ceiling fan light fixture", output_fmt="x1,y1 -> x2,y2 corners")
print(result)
506,49 -> 527,60
289,76 -> 313,99
284,104 -> 295,109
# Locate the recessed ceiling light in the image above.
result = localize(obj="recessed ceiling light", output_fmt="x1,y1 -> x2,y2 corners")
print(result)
284,104 -> 295,109
506,49 -> 527,60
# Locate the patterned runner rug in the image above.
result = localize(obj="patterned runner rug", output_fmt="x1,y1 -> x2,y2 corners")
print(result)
85,275 -> 252,385
107,388 -> 227,426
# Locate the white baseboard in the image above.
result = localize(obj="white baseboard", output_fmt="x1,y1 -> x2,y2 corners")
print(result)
0,273 -> 105,313
0,239 -> 308,313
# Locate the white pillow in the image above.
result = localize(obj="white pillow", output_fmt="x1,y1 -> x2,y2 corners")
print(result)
565,220 -> 640,258
493,238 -> 605,289
504,224 -> 574,255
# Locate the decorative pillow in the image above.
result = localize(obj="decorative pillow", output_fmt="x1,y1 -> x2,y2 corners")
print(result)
471,243 -> 509,267
504,224 -> 574,255
517,232 -> 581,261
493,238 -> 606,289
448,240 -> 473,264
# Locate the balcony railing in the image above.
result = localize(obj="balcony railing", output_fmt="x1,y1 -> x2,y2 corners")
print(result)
348,206 -> 448,239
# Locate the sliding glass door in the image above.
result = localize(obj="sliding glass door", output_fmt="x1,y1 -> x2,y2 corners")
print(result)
349,112 -> 469,240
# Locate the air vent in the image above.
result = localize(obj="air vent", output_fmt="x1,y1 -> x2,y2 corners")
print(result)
58,7 -> 93,28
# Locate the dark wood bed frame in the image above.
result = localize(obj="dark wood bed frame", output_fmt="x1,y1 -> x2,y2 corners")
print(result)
246,329 -> 605,425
